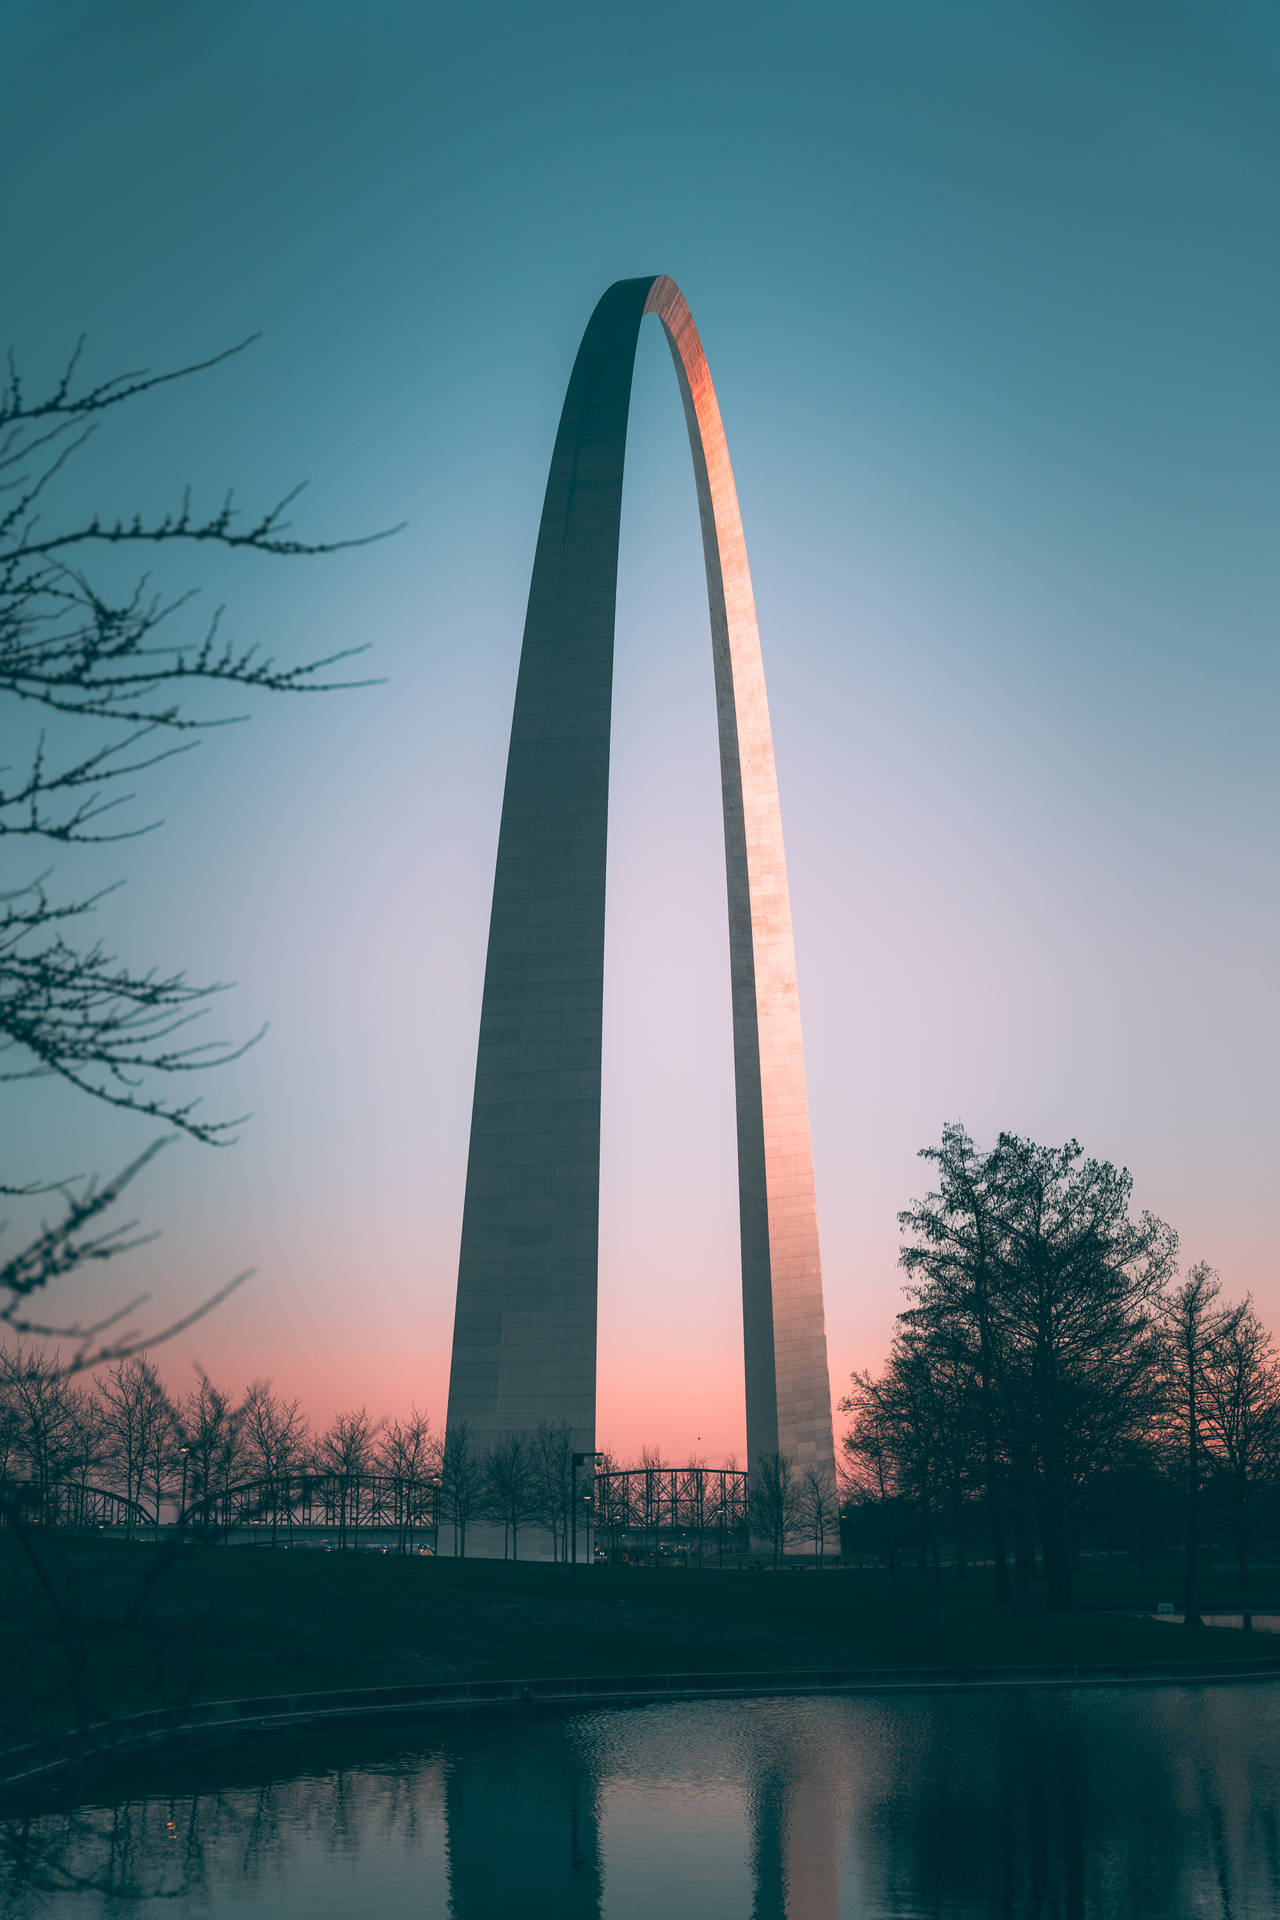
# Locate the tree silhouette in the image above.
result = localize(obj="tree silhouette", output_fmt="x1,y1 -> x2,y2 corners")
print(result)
484,1432 -> 539,1559
0,333 -> 395,1364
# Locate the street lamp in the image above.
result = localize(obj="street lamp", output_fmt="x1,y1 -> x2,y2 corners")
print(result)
570,1451 -> 603,1571
177,1444 -> 190,1541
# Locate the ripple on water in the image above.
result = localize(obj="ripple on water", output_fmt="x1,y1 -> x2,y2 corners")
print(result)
3,1684 -> 1279,1918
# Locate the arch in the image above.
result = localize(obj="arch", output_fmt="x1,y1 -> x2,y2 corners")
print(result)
446,277 -> 835,1482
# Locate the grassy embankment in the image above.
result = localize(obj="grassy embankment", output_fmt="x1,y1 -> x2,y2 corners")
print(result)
3,1537 -> 1277,1753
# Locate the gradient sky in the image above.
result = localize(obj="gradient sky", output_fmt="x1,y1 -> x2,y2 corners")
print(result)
4,1 -> 1278,1461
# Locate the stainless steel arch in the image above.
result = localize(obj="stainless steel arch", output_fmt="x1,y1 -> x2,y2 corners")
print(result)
446,276 -> 835,1481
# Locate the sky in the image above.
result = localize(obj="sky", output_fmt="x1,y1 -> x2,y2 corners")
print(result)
3,0 -> 1278,1461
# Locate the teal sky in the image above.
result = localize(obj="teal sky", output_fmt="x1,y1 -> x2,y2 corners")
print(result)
4,1 -> 1278,1456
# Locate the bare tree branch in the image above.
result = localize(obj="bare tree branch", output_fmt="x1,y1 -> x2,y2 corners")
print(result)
1,331 -> 393,1348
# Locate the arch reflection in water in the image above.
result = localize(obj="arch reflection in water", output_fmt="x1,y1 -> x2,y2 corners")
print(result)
4,1688 -> 1280,1918
445,1716 -> 601,1917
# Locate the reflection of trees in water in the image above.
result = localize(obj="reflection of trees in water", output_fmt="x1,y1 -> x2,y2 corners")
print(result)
857,1688 -> 1280,1919
2,1721 -> 600,1919
0,1746 -> 448,1911
1,1805 -> 164,1906
3,1690 -> 1280,1917
2,1800 -> 197,1907
1180,1689 -> 1280,1920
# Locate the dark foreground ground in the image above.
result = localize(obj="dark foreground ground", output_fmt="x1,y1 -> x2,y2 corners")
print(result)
3,1537 -> 1277,1753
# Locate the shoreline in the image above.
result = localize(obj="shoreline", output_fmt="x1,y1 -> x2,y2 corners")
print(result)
7,1654 -> 1280,1804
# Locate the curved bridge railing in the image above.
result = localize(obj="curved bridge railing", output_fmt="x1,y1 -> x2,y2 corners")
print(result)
184,1472 -> 442,1544
592,1465 -> 750,1558
7,1464 -> 754,1557
2,1473 -> 440,1543
1,1481 -> 152,1532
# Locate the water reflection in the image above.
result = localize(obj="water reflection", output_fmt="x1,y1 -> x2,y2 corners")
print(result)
3,1685 -> 1279,1918
445,1716 -> 600,1918
748,1728 -> 839,1920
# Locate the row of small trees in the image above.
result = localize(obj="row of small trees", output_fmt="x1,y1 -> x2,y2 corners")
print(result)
745,1452 -> 839,1566
841,1125 -> 1280,1617
2,1351 -> 838,1561
0,1351 -> 557,1553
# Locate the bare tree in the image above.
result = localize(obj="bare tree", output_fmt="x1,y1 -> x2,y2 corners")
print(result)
484,1432 -> 539,1560
1200,1298 -> 1280,1591
683,1459 -> 712,1566
318,1407 -> 377,1549
0,1370 -> 20,1491
62,1383 -> 105,1513
846,1336 -> 961,1595
532,1422 -> 576,1562
0,1342 -> 79,1522
1162,1265 -> 1239,1627
212,1388 -> 248,1541
242,1383 -> 311,1545
177,1375 -> 243,1533
749,1451 -> 800,1568
625,1442 -> 667,1561
798,1463 -> 837,1565
0,335 -> 394,1364
376,1407 -> 436,1554
841,1369 -> 913,1585
141,1384 -> 180,1536
96,1354 -> 172,1536
0,331 -> 394,1750
439,1420 -> 485,1558
592,1447 -> 628,1562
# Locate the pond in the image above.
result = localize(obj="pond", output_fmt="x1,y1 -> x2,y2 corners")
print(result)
4,1685 -> 1278,1917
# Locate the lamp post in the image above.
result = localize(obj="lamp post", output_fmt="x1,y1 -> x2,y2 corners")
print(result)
177,1444 -> 189,1541
711,1503 -> 725,1570
571,1452 -> 603,1571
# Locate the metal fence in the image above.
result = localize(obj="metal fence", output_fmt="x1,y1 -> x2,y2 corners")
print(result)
6,1464 -> 754,1560
2,1472 -> 442,1546
186,1471 -> 443,1545
591,1465 -> 750,1561
0,1480 -> 151,1532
